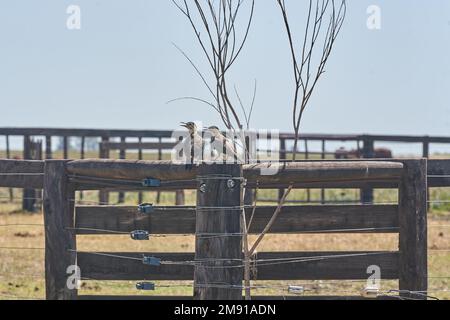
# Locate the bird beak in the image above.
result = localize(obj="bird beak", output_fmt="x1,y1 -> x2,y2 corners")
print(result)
180,122 -> 188,128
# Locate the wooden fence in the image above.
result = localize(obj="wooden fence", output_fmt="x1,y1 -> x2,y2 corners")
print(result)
22,137 -> 43,212
1,127 -> 450,210
98,140 -> 184,205
0,158 -> 439,300
276,133 -> 450,203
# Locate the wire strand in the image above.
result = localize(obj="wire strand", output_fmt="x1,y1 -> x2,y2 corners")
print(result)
0,246 -> 44,251
0,173 -> 43,176
0,224 -> 44,228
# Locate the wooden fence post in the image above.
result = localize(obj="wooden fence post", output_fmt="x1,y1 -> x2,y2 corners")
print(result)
305,139 -> 311,203
117,137 -> 126,203
79,136 -> 85,201
137,137 -> 143,203
243,135 -> 254,207
175,190 -> 185,206
398,159 -> 427,299
45,136 -> 52,159
98,137 -> 109,204
278,138 -> 286,202
43,160 -> 77,300
5,135 -> 13,202
22,135 -> 33,211
360,137 -> 375,204
194,163 -> 243,300
23,137 -> 41,212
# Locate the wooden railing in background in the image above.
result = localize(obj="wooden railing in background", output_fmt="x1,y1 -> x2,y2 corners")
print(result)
1,127 -> 450,210
98,140 -> 184,205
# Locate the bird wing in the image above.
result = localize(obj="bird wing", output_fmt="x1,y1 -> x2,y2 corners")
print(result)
224,138 -> 238,156
224,138 -> 245,163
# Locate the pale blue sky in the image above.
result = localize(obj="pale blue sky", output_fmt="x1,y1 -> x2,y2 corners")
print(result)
0,1 -> 449,138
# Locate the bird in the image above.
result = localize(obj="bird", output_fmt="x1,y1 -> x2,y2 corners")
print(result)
205,126 -> 241,162
180,122 -> 203,164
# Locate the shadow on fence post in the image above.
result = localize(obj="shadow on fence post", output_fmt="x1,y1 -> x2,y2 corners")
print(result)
398,159 -> 427,300
43,160 -> 77,300
194,163 -> 243,300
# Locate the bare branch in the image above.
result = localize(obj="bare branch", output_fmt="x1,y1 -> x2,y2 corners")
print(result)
276,0 -> 346,160
247,0 -> 347,284
173,0 -> 256,131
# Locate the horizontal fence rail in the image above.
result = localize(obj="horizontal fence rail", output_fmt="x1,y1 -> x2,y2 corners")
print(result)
2,127 -> 449,209
1,159 -> 448,188
100,141 -> 177,150
78,295 -> 401,300
2,127 -> 449,142
64,160 -> 404,183
0,158 -> 436,300
76,251 -> 399,281
0,159 -> 44,189
75,204 -> 399,235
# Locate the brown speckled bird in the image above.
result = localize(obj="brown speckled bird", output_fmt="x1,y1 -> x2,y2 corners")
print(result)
180,122 -> 203,163
205,126 -> 240,161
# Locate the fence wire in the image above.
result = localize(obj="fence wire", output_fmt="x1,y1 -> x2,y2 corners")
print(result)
0,171 -> 449,300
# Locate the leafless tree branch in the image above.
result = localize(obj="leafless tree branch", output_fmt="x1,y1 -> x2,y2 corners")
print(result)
172,0 -> 256,131
277,0 -> 347,160
247,1 -> 347,297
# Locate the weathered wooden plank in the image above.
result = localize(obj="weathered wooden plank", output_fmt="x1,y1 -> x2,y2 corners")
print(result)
360,139 -> 375,203
0,159 -> 44,188
77,251 -> 398,281
66,160 -> 403,185
244,161 -> 403,185
117,137 -> 126,204
138,137 -> 144,204
71,179 -> 400,191
0,175 -> 43,189
4,159 -> 443,191
399,159 -> 428,300
67,160 -> 199,181
75,205 -> 399,235
98,137 -> 110,205
0,127 -> 175,138
278,133 -> 450,144
45,136 -> 52,159
78,295 -> 194,300
23,139 -> 42,212
253,251 -> 399,280
80,136 -> 85,160
5,135 -> 10,160
0,159 -> 44,173
5,135 -> 14,201
77,252 -> 193,281
98,140 -> 186,206
194,164 -> 243,300
43,160 -> 77,300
